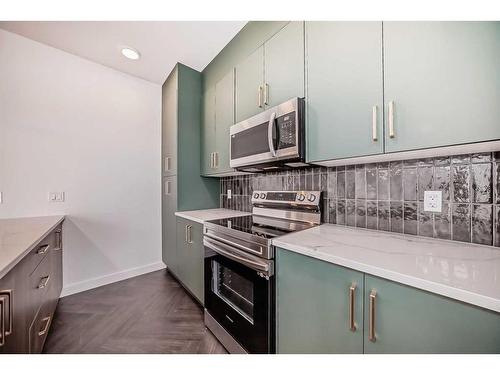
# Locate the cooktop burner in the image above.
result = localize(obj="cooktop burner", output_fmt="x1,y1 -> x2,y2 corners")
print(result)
207,215 -> 316,240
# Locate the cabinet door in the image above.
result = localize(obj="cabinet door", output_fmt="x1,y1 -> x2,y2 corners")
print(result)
364,275 -> 500,354
276,248 -> 364,353
235,46 -> 264,123
215,69 -> 235,174
183,221 -> 205,304
306,22 -> 384,162
162,176 -> 178,275
175,218 -> 188,285
264,21 -> 304,108
383,21 -> 500,152
162,68 -> 178,176
201,86 -> 217,176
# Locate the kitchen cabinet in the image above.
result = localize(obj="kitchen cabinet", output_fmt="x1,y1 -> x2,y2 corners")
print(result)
306,21 -> 384,162
235,45 -> 264,123
175,217 -> 204,304
214,69 -> 235,174
161,64 -> 219,272
276,248 -> 364,354
276,247 -> 500,354
235,22 -> 304,123
201,86 -> 216,176
383,22 -> 500,153
0,223 -> 63,354
363,275 -> 500,354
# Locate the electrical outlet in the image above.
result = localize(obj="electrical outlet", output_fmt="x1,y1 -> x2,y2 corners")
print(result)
227,189 -> 232,200
49,192 -> 65,202
424,191 -> 442,212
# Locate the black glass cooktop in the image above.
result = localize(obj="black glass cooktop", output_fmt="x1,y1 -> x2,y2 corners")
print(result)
207,215 -> 316,240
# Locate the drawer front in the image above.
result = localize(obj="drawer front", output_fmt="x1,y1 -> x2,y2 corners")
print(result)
26,231 -> 56,276
29,298 -> 56,354
28,251 -> 52,319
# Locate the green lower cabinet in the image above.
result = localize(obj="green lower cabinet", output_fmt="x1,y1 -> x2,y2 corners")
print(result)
363,275 -> 500,354
276,248 -> 364,353
175,217 -> 204,304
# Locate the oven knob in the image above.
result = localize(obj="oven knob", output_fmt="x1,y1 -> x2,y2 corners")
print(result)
253,193 -> 259,199
297,193 -> 306,201
260,193 -> 266,199
307,194 -> 316,202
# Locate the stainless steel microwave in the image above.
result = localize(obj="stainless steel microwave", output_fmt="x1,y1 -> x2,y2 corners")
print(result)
229,97 -> 306,172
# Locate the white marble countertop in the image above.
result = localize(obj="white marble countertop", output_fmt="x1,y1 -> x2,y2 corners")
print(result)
175,208 -> 250,224
272,224 -> 500,313
0,215 -> 65,279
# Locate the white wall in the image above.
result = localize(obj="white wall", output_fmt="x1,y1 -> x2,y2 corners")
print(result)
0,29 -> 164,295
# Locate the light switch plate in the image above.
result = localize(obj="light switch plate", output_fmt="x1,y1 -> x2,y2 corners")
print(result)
424,191 -> 442,212
227,189 -> 232,200
49,192 -> 65,202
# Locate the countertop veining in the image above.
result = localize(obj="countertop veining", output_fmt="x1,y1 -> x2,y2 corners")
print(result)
272,224 -> 500,313
0,215 -> 65,279
174,208 -> 250,224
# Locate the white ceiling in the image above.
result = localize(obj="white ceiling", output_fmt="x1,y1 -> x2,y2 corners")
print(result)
0,21 -> 246,84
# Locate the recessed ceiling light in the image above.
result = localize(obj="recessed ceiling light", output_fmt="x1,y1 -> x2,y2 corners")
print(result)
121,47 -> 140,60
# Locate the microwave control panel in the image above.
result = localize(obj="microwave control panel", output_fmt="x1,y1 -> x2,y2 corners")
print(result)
276,111 -> 296,149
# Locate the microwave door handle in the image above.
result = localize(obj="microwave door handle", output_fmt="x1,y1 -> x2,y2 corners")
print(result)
267,112 -> 277,157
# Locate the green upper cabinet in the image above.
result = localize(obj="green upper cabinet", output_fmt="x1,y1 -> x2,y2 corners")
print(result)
235,22 -> 305,123
364,275 -> 500,354
383,21 -> 500,153
235,45 -> 264,123
264,21 -> 305,108
306,22 -> 384,162
214,68 -> 235,174
201,86 -> 216,176
276,248 -> 364,354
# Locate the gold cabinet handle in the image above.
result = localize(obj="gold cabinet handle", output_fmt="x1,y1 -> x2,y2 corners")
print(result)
369,290 -> 377,342
55,229 -> 62,250
264,83 -> 269,106
349,284 -> 356,332
388,101 -> 395,138
185,225 -> 189,243
0,290 -> 13,336
0,296 -> 5,347
164,156 -> 171,172
258,86 -> 263,108
37,244 -> 50,255
38,316 -> 51,336
38,275 -> 50,289
187,225 -> 193,244
214,152 -> 218,169
372,105 -> 378,141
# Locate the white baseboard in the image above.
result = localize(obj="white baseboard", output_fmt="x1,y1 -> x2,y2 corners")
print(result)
61,261 -> 167,297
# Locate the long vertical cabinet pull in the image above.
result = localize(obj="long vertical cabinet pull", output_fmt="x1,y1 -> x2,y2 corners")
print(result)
264,83 -> 269,106
349,284 -> 356,332
258,86 -> 263,108
369,290 -> 377,342
214,152 -> 218,169
388,101 -> 395,138
164,180 -> 171,195
164,156 -> 171,172
185,225 -> 189,244
372,106 -> 378,141
188,225 -> 193,244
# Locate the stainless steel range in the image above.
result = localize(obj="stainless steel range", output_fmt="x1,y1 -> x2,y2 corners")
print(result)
203,190 -> 322,353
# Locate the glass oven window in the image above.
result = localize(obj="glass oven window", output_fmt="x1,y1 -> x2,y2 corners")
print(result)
212,260 -> 254,324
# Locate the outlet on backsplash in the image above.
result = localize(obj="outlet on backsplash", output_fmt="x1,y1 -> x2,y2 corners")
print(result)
227,189 -> 232,200
424,191 -> 442,213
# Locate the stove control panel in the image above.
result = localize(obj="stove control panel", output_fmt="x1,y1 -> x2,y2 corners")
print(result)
252,190 -> 322,206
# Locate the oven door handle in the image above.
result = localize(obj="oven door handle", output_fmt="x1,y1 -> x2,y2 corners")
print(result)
267,112 -> 277,157
204,237 -> 272,276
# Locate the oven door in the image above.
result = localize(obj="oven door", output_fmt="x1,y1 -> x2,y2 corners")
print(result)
204,237 -> 274,354
230,97 -> 304,169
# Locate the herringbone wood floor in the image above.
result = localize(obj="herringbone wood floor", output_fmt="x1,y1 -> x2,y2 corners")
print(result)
43,270 -> 227,354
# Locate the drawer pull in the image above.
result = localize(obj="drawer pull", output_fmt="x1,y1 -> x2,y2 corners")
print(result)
37,244 -> 50,255
38,275 -> 50,289
55,229 -> 62,250
38,316 -> 51,336
369,290 -> 377,342
0,290 -> 13,336
0,296 -> 5,347
349,283 -> 356,332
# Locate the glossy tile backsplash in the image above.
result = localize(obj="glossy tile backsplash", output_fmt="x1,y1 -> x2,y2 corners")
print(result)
220,152 -> 500,247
